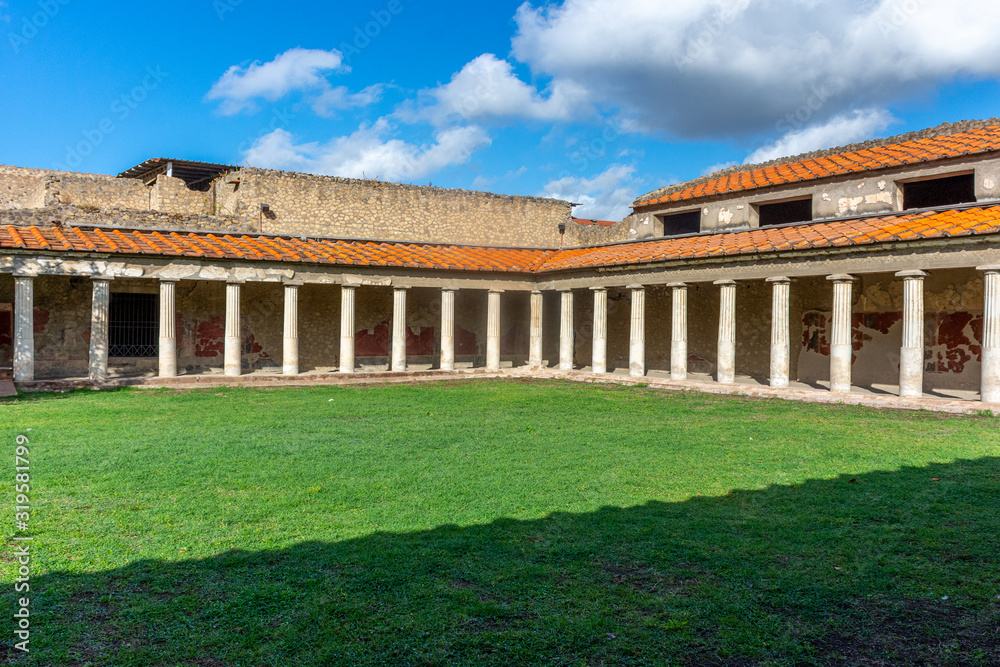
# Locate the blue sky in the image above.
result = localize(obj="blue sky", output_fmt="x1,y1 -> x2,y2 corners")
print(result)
2,0 -> 999,220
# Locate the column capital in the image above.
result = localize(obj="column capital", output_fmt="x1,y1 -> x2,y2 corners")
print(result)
531,289 -> 543,295
766,276 -> 792,284
282,279 -> 305,287
441,287 -> 458,294
976,265 -> 1000,273
226,279 -> 245,286
91,275 -> 115,283
667,282 -> 687,288
158,278 -> 180,284
488,289 -> 505,294
393,285 -> 410,291
826,274 -> 856,283
590,286 -> 607,292
558,288 -> 574,293
895,270 -> 928,279
12,273 -> 36,280
713,279 -> 737,286
627,284 -> 645,291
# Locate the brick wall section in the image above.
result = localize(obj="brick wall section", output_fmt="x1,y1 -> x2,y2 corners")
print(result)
221,168 -> 572,247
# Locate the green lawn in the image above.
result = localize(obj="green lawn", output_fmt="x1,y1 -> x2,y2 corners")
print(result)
1,380 -> 999,666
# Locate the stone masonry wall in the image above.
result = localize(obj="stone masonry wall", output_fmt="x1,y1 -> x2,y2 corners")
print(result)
2,206 -> 252,233
150,175 -> 212,215
226,168 -> 572,247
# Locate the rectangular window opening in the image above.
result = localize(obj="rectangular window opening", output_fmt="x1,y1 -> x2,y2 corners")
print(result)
660,210 -> 702,236
902,173 -> 976,210
757,198 -> 813,227
109,292 -> 159,358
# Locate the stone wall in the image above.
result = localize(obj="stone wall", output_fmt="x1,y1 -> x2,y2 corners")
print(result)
150,175 -> 211,215
0,167 -> 44,210
1,206 -> 252,233
564,219 -> 633,247
225,168 -> 572,247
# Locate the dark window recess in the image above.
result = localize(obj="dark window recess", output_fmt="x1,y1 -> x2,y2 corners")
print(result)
109,292 -> 159,358
758,198 -> 813,227
902,174 -> 976,210
661,210 -> 702,236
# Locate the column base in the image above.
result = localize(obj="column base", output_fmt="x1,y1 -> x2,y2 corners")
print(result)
898,347 -> 924,398
830,344 -> 853,394
982,348 -> 1000,403
159,337 -> 177,378
224,336 -> 242,377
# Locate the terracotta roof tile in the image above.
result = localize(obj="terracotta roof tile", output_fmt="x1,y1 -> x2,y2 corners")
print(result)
635,125 -> 1000,208
1,207 -> 999,276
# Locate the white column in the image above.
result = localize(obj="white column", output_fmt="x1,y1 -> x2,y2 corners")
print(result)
13,276 -> 34,382
559,290 -> 574,370
282,284 -> 299,376
897,270 -> 927,398
440,288 -> 456,372
89,277 -> 113,382
339,286 -> 356,374
592,288 -> 608,374
487,290 -> 502,371
629,285 -> 646,377
529,291 -> 543,369
715,280 -> 736,385
980,268 -> 1000,403
828,274 -> 856,394
158,280 -> 177,378
669,282 -> 687,381
768,277 -> 791,388
224,281 -> 242,377
392,287 -> 408,372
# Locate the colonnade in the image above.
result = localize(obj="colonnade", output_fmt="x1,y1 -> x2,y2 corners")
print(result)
9,267 -> 1000,404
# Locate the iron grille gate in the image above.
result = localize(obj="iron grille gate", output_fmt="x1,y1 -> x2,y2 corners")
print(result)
109,292 -> 159,358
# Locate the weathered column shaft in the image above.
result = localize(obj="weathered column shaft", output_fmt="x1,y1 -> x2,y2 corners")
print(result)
440,289 -> 456,372
487,291 -> 502,371
13,277 -> 34,382
670,283 -> 687,381
283,284 -> 299,376
529,291 -> 544,368
629,286 -> 646,377
224,282 -> 242,377
981,270 -> 1000,403
716,281 -> 736,385
769,278 -> 791,389
559,291 -> 574,370
829,275 -> 855,394
898,271 -> 926,398
158,280 -> 177,378
339,286 -> 356,374
89,278 -> 112,382
592,288 -> 608,374
392,287 -> 407,372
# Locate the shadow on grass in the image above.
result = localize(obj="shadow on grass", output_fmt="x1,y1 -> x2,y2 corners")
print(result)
5,459 -> 1000,666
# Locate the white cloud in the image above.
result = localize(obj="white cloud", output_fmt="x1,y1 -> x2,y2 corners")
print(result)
511,0 -> 1000,139
310,84 -> 385,117
242,121 -> 492,181
541,164 -> 640,221
409,54 -> 593,125
206,48 -> 379,116
745,109 -> 896,164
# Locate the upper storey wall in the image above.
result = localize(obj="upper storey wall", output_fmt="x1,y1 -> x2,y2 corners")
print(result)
213,169 -> 571,247
0,165 -> 572,248
630,154 -> 1000,240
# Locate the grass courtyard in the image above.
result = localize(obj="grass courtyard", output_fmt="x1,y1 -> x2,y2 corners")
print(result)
1,379 -> 999,666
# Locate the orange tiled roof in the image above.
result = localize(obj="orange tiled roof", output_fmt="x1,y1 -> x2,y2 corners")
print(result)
0,226 -> 554,273
1,206 -> 999,274
633,124 -> 1000,209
